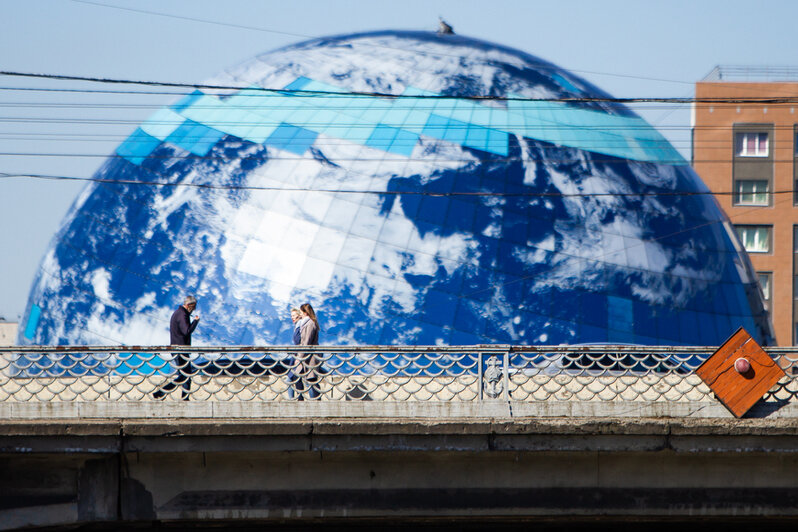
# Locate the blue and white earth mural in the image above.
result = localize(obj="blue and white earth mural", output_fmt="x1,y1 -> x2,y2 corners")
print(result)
20,31 -> 773,349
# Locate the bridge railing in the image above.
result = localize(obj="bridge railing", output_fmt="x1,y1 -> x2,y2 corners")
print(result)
1,345 -> 797,403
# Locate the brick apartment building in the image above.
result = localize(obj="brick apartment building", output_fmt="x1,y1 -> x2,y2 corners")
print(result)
693,66 -> 798,345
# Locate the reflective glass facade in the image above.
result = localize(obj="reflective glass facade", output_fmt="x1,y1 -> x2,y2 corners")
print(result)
20,31 -> 773,348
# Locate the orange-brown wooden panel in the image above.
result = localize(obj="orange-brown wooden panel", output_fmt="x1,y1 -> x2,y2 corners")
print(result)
696,328 -> 749,379
697,328 -> 785,418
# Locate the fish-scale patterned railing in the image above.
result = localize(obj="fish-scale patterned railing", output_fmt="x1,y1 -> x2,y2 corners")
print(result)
1,346 -> 796,403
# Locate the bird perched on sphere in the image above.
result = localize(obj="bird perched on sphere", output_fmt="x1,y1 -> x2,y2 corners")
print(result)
438,17 -> 454,35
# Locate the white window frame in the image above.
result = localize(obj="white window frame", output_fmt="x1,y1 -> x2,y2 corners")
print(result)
736,225 -> 771,253
734,179 -> 769,206
735,132 -> 769,157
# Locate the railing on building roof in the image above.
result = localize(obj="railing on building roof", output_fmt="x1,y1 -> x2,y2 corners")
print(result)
1,345 -> 797,404
702,65 -> 798,82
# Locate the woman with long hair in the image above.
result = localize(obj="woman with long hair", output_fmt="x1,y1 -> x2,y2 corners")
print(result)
294,303 -> 321,399
299,303 -> 319,345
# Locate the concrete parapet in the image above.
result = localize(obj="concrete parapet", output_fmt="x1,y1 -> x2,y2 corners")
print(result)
3,369 -> 798,528
3,414 -> 798,530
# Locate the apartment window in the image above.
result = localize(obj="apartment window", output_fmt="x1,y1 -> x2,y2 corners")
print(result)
757,272 -> 772,310
736,225 -> 771,253
735,132 -> 769,157
734,179 -> 769,206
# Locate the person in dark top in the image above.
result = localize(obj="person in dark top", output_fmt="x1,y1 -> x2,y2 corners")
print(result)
291,307 -> 302,346
154,295 -> 200,400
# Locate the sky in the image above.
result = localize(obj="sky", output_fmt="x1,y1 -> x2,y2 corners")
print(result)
1,0 -> 798,321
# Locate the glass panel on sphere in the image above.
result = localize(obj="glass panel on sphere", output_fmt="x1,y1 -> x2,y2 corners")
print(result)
18,31 -> 777,350
756,272 -> 771,312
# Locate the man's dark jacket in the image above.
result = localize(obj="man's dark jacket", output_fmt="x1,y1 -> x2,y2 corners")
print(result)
170,306 -> 198,345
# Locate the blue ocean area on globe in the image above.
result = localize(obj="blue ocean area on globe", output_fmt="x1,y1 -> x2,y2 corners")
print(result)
17,31 -> 773,376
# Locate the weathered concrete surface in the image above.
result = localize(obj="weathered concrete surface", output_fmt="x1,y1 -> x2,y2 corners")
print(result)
3,394 -> 798,421
3,410 -> 798,530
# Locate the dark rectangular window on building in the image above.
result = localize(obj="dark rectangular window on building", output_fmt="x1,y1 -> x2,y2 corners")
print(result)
736,225 -> 772,253
735,131 -> 769,157
734,179 -> 770,206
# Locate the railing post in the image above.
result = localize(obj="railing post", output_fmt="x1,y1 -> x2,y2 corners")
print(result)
478,351 -> 483,401
502,349 -> 509,401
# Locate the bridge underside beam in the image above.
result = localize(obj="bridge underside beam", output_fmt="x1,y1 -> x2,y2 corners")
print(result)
2,417 -> 798,530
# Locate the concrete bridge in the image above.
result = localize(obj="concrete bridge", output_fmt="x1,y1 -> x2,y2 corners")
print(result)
2,345 -> 798,530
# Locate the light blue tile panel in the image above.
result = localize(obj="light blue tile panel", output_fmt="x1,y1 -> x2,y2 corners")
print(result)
309,83 -> 509,155
366,125 -> 419,156
179,93 -> 277,143
265,123 -> 318,154
472,124 -> 508,156
116,128 -> 162,165
391,128 -> 422,156
165,76 -> 683,164
551,73 -> 581,94
289,80 -> 412,145
506,97 -> 683,163
140,108 -> 184,139
422,114 -> 508,155
165,120 -> 225,156
190,123 -> 226,155
284,76 -> 312,91
423,114 -> 467,146
295,79 -> 667,160
163,121 -> 195,149
172,90 -> 204,112
24,303 -> 41,340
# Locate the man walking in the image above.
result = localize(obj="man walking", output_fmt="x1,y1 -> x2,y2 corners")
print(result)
154,295 -> 200,400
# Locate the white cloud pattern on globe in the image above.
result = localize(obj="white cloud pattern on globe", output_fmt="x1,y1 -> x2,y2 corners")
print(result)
20,31 -> 773,349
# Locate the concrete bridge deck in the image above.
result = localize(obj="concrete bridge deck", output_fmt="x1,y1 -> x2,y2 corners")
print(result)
3,346 -> 798,530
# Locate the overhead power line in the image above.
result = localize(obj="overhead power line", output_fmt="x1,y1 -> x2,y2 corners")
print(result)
3,70 -> 798,104
4,154 -> 798,165
0,171 -> 785,199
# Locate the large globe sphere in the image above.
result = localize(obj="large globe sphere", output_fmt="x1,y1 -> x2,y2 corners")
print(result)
20,31 -> 773,347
